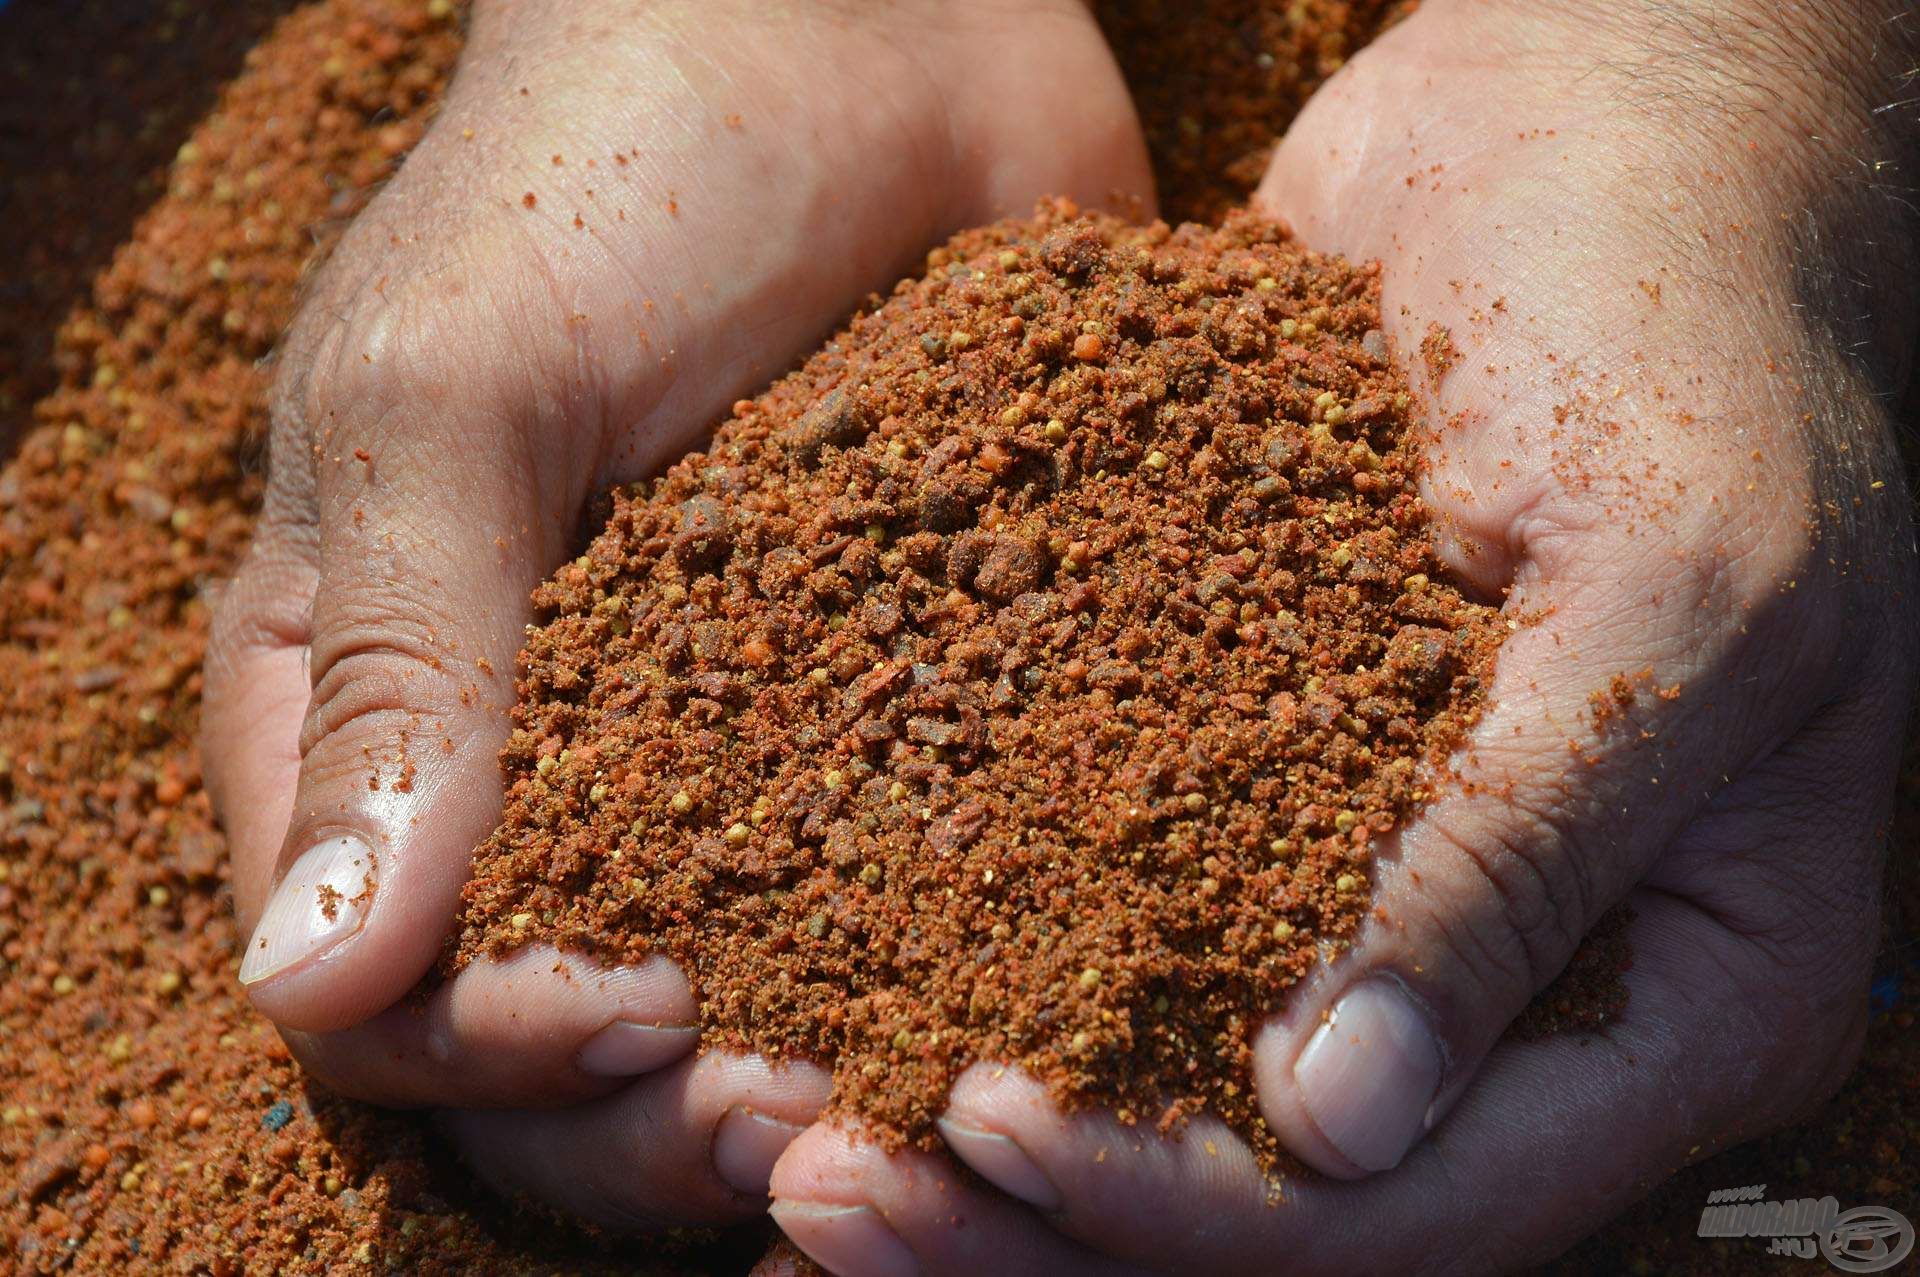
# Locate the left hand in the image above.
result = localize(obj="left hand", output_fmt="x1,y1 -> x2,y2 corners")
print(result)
201,0 -> 1152,1229
765,2 -> 1920,1271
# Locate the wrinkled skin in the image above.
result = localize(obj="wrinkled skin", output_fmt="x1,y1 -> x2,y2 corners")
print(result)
203,0 -> 1917,1266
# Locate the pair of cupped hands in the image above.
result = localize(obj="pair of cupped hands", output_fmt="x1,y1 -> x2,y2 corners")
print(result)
203,1 -> 1916,1272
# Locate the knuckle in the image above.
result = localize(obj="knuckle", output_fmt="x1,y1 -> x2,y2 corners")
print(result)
295,277 -> 458,443
299,586 -> 472,763
202,559 -> 315,700
269,219 -> 602,495
1700,954 -> 1868,1137
1723,852 -> 1878,984
1646,876 -> 1873,1134
301,646 -> 422,759
274,220 -> 519,434
1415,795 -> 1594,1002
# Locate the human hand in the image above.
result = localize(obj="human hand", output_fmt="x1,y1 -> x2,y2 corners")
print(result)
202,0 -> 1150,1227
765,1 -> 1920,1270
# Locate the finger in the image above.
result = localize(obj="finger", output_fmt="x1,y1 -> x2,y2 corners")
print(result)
413,0 -> 1157,485
1228,468 -> 1901,1269
768,1123 -> 1145,1277
200,438 -> 713,1131
1251,14 -> 1843,601
938,884 -> 1876,1275
936,1063 -> 1269,1272
228,272 -> 585,1034
214,0 -> 1161,1037
1293,881 -> 1877,1271
443,1051 -> 833,1230
280,945 -> 698,1109
204,283 -> 708,1101
1244,498 -> 1849,1179
929,702 -> 1889,1275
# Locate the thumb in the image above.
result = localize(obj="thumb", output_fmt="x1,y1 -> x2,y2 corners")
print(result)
1240,13 -> 1848,1176
208,271 -> 575,1034
1249,504 -> 1839,1178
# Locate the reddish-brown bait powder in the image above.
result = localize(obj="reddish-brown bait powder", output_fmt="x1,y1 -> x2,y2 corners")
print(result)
457,206 -> 1504,1160
1095,0 -> 1415,224
5,3 -> 1912,1273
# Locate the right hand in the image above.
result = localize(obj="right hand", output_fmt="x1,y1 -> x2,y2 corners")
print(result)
202,0 -> 1151,1227
761,3 -> 1920,1272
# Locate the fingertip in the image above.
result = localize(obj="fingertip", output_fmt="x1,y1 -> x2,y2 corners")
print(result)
944,1061 -> 1058,1121
701,1052 -> 838,1199
439,946 -> 701,1081
726,1052 -> 837,1126
242,726 -> 500,1032
714,1106 -> 810,1198
690,1054 -> 833,1203
242,823 -> 471,1038
768,1126 -> 922,1277
239,830 -> 391,1032
768,1201 -> 920,1277
767,1119 -> 869,1206
1253,1016 -> 1355,1180
936,1115 -> 1064,1214
269,947 -> 709,1109
575,1021 -> 702,1078
442,1049 -> 835,1230
938,1064 -> 1067,1211
770,1115 -> 1098,1277
242,951 -> 401,1035
1252,979 -> 1447,1180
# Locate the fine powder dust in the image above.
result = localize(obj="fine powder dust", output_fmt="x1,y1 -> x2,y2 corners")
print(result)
455,204 -> 1505,1163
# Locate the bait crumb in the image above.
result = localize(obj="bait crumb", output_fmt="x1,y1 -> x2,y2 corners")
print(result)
455,204 -> 1508,1165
